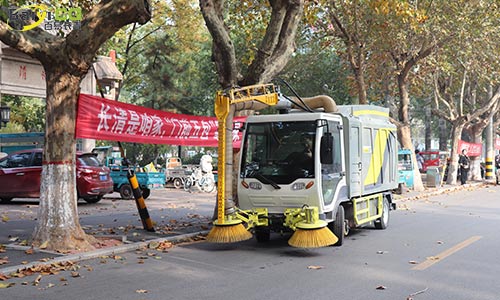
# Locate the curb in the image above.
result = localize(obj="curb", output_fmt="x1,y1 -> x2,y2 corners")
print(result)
395,182 -> 486,203
0,230 -> 209,275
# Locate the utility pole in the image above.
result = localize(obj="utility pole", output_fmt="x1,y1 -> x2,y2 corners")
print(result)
484,86 -> 495,182
485,117 -> 494,182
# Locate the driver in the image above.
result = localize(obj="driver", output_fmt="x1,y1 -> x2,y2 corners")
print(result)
285,138 -> 314,176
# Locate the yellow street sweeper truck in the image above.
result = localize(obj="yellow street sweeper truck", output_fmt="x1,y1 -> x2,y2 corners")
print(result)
207,83 -> 398,248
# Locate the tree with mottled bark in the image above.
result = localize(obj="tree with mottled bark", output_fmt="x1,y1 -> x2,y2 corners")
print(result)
0,0 -> 151,251
432,72 -> 500,185
199,0 -> 304,88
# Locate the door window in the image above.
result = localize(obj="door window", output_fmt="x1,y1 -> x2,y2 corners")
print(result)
3,153 -> 32,168
321,121 -> 342,206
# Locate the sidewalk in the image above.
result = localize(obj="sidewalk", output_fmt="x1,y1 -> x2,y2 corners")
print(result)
0,180 -> 488,276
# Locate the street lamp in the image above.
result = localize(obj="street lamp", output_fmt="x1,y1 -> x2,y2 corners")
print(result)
0,106 -> 10,128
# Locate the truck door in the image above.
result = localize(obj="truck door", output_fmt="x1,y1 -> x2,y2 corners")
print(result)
320,121 -> 343,206
348,120 -> 362,197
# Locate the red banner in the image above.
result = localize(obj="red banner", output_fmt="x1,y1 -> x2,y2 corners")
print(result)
458,140 -> 482,157
75,94 -> 245,147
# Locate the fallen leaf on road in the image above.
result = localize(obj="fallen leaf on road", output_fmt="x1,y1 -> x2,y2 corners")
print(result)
377,251 -> 388,254
39,241 -> 49,249
307,265 -> 324,270
0,273 -> 9,281
376,285 -> 387,290
0,282 -> 15,288
1,215 -> 9,222
25,248 -> 34,255
33,274 -> 42,286
46,283 -> 55,288
71,272 -> 80,278
408,261 -> 419,264
8,236 -> 19,242
436,241 -> 444,244
0,256 -> 9,265
148,241 -> 160,249
427,256 -> 439,261
0,245 -> 5,253
136,289 -> 148,293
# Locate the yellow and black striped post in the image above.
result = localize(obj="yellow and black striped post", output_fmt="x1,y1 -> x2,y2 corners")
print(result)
117,142 -> 154,232
485,156 -> 494,181
127,171 -> 155,232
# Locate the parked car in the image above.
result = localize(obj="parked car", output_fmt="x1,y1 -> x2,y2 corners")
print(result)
0,149 -> 113,203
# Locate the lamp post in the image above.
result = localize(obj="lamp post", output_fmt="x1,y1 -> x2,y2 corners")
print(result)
0,105 -> 10,128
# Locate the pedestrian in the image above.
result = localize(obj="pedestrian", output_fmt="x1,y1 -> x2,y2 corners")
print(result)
458,149 -> 470,185
415,149 -> 424,173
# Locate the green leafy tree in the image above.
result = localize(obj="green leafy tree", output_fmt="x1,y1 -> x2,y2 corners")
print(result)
1,95 -> 45,132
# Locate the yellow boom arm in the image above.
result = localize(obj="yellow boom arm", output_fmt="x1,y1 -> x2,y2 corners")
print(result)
214,84 -> 279,224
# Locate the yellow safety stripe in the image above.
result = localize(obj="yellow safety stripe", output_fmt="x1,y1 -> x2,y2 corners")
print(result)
353,110 -> 389,118
364,129 -> 390,185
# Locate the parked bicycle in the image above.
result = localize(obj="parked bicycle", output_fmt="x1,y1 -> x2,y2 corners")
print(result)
183,166 -> 216,193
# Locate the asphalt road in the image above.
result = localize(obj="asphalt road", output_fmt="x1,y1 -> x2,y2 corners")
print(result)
1,184 -> 500,299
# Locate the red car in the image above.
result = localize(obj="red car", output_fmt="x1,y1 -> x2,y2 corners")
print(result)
0,149 -> 113,203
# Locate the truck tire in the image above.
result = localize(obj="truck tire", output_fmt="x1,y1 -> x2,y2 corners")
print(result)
374,197 -> 390,229
141,188 -> 150,199
255,226 -> 270,243
119,184 -> 133,200
329,205 -> 346,246
173,178 -> 183,189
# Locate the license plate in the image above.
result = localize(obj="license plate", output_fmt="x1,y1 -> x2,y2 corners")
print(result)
100,175 -> 107,181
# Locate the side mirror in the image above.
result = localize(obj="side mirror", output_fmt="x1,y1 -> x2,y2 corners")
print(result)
320,132 -> 333,164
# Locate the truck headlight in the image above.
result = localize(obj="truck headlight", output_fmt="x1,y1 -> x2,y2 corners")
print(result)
249,182 -> 262,190
291,182 -> 305,190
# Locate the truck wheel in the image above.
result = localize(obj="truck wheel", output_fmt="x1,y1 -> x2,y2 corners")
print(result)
173,178 -> 183,189
83,196 -> 103,204
329,205 -> 346,246
119,184 -> 133,200
255,226 -> 270,243
141,188 -> 150,199
374,197 -> 390,229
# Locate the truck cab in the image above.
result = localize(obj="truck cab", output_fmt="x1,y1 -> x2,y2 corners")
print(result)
91,146 -> 165,199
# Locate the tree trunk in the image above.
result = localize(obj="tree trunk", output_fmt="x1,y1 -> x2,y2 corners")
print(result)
32,70 -> 96,251
353,65 -> 367,105
469,125 -> 482,181
425,106 -> 432,150
397,75 -> 424,191
446,122 -> 465,185
438,118 -> 448,151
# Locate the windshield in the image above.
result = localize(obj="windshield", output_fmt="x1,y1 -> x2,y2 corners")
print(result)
78,154 -> 102,167
240,121 -> 317,185
398,153 -> 412,171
